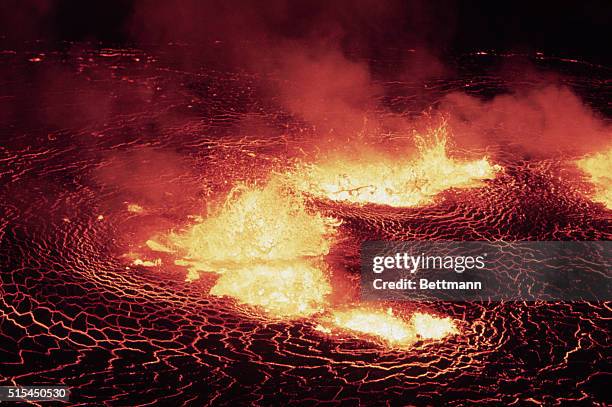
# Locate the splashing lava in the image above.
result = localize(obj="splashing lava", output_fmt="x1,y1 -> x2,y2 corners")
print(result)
148,179 -> 337,317
576,146 -> 612,209
1,48 -> 610,405
147,176 -> 458,342
287,124 -> 500,207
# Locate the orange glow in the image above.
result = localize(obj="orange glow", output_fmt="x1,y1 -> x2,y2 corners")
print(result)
210,261 -> 331,317
330,308 -> 416,345
132,258 -> 161,267
144,174 -> 461,331
150,179 -> 339,276
127,203 -> 144,213
576,147 -> 612,209
177,180 -> 338,267
148,179 -> 339,317
325,307 -> 457,346
412,312 -> 458,340
287,125 -> 500,207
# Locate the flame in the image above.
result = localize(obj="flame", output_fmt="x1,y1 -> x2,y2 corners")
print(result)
287,125 -> 499,207
576,147 -> 612,209
327,307 -> 457,346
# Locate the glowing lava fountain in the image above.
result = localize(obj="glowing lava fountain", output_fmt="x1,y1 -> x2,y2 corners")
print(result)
145,148 -> 463,343
149,179 -> 338,318
286,124 -> 500,207
576,147 -> 612,209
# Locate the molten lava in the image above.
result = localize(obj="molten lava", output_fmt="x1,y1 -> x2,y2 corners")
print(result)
287,125 -> 500,207
148,179 -> 338,317
576,147 -> 612,209
144,166 -> 463,332
326,307 -> 457,346
210,261 -> 331,317
411,312 -> 459,340
161,179 -> 339,276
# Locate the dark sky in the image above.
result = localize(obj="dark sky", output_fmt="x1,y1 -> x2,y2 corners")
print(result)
0,0 -> 609,64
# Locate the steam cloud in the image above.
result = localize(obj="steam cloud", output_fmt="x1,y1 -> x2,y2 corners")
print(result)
126,0 -> 610,156
2,1 -> 610,198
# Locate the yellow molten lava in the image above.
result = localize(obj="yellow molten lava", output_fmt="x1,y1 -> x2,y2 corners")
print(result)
411,312 -> 458,340
287,125 -> 500,207
127,203 -> 144,213
210,261 -> 331,317
148,179 -> 339,318
328,307 -> 457,346
167,179 -> 339,275
144,173 -> 461,334
576,147 -> 612,209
